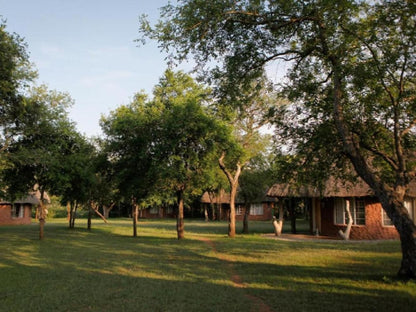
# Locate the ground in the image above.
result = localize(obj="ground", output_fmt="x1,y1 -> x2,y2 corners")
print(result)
0,218 -> 415,311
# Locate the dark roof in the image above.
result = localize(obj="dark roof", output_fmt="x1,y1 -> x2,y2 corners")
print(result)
0,190 -> 50,205
267,178 -> 416,198
201,189 -> 277,204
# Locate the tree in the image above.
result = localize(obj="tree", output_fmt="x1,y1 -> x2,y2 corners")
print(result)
59,135 -> 96,230
141,0 -> 416,278
0,20 -> 36,157
101,92 -> 157,237
215,75 -> 274,237
102,70 -> 229,239
150,70 -> 229,239
3,85 -> 79,239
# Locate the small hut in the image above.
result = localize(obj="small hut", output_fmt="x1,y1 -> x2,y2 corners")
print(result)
0,191 -> 48,225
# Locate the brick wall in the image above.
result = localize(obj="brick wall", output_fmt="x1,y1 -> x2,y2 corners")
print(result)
320,198 -> 399,240
235,203 -> 273,221
0,204 -> 32,225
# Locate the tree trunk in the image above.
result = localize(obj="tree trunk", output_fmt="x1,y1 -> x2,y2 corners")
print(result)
204,205 -> 209,222
339,200 -> 352,240
177,189 -> 185,239
228,184 -> 238,237
87,207 -> 92,231
330,63 -> 416,278
219,152 -> 242,238
242,204 -> 249,234
379,193 -> 416,278
69,201 -> 74,229
273,203 -> 284,236
103,203 -> 115,219
132,201 -> 138,237
38,189 -> 47,240
72,202 -> 78,229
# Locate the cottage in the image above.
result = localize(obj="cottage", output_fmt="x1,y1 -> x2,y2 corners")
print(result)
200,190 -> 275,221
139,206 -> 175,219
267,178 -> 416,240
0,193 -> 45,225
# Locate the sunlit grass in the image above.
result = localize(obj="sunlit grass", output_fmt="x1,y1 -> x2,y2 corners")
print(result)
0,218 -> 415,311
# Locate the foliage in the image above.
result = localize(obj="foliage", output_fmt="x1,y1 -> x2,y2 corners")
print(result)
0,20 -> 37,156
2,85 -> 81,200
141,0 -> 416,276
239,154 -> 274,205
101,70 -> 232,237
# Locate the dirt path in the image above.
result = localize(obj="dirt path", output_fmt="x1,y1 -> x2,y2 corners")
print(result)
198,237 -> 273,312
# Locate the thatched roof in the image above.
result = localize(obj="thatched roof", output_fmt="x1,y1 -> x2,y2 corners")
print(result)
201,190 -> 231,204
0,190 -> 50,205
201,189 -> 277,204
267,178 -> 416,198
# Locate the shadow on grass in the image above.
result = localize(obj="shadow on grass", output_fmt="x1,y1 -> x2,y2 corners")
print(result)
0,220 -> 414,312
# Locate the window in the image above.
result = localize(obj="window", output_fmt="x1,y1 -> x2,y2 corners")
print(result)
236,205 -> 243,215
383,198 -> 414,226
334,198 -> 346,224
149,206 -> 159,214
250,204 -> 263,216
382,210 -> 393,226
334,198 -> 365,225
354,199 -> 366,225
11,204 -> 24,218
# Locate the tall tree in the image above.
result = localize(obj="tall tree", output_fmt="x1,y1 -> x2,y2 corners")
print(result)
101,92 -> 157,237
141,0 -> 416,278
151,70 -> 230,239
3,85 -> 79,239
59,135 -> 96,230
0,20 -> 36,170
102,70 -> 230,239
215,75 -> 274,237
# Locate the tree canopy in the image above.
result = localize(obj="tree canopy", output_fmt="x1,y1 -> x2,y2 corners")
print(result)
141,0 -> 416,277
102,70 -> 231,238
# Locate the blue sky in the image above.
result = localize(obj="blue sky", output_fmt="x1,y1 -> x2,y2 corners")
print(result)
1,0 -> 186,137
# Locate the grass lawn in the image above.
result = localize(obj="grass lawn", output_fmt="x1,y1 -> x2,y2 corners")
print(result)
1,218 -> 415,312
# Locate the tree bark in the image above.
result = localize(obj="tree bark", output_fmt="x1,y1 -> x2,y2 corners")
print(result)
87,207 -> 92,231
242,204 -> 249,234
103,203 -> 115,219
132,199 -> 138,237
338,200 -> 352,240
204,205 -> 209,222
68,201 -> 74,229
219,152 -> 242,238
273,203 -> 284,236
177,189 -> 185,239
38,189 -> 47,240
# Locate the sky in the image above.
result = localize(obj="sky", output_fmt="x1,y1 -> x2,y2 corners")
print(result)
1,0 -> 186,137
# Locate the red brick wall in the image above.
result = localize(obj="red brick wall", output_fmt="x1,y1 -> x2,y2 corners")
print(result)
235,203 -> 273,221
139,208 -> 175,219
0,204 -> 32,225
320,198 -> 399,240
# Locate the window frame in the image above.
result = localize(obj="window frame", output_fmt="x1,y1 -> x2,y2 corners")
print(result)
11,203 -> 24,219
249,203 -> 264,216
333,198 -> 365,226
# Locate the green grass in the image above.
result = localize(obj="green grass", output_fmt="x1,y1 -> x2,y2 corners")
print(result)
1,218 -> 415,312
